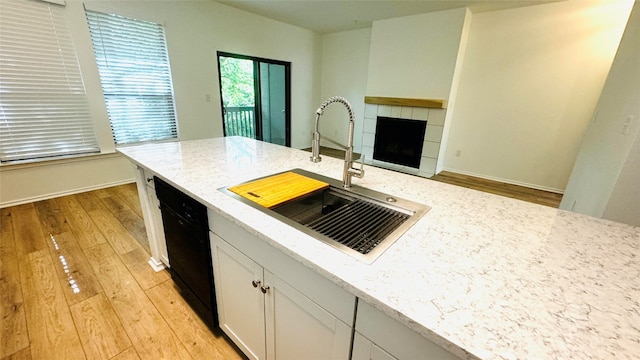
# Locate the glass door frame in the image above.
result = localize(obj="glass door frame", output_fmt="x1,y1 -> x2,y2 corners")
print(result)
216,51 -> 292,147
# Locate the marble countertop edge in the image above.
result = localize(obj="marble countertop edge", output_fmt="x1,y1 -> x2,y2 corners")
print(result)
117,137 -> 640,360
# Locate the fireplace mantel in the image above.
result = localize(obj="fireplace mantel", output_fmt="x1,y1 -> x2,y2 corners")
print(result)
364,96 -> 446,109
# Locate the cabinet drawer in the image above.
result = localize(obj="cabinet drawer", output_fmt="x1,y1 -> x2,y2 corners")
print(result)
209,211 -> 356,325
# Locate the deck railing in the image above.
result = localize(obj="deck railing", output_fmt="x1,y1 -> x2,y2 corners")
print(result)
224,106 -> 255,138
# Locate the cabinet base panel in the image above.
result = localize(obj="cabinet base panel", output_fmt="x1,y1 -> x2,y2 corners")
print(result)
148,257 -> 166,272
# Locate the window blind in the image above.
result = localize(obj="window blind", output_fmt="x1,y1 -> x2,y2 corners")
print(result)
85,10 -> 178,145
0,0 -> 99,163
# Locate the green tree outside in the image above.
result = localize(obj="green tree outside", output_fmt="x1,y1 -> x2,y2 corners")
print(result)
219,56 -> 254,107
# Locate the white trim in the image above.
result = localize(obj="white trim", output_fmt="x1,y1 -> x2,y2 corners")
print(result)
0,178 -> 135,208
439,167 -> 565,194
0,151 -> 120,170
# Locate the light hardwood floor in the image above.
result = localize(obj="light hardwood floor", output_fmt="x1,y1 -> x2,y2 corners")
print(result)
303,147 -> 562,208
301,146 -> 361,160
0,184 -> 246,360
430,171 -> 563,208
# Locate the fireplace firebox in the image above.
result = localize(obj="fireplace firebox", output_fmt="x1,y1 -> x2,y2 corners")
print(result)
373,117 -> 426,169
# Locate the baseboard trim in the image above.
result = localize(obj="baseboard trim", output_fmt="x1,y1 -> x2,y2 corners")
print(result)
439,168 -> 565,194
0,178 -> 136,208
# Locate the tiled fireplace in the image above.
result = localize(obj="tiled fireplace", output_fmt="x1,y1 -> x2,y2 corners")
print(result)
361,99 -> 446,178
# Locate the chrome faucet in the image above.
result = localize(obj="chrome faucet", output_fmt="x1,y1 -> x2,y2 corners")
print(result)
311,96 -> 364,188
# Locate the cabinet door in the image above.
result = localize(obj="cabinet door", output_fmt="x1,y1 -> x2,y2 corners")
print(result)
352,332 -> 397,360
211,235 -> 266,360
264,271 -> 351,360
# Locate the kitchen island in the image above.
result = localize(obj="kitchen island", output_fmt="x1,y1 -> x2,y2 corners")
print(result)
118,137 -> 639,360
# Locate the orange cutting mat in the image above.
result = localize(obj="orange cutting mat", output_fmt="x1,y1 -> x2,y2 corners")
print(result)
228,172 -> 329,209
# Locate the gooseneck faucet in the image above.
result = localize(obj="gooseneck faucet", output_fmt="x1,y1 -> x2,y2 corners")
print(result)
311,96 -> 364,188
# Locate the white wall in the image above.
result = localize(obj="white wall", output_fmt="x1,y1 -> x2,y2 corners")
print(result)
366,8 -> 468,99
442,0 -> 633,192
3,0 -> 636,212
0,155 -> 136,206
0,0 -> 321,207
365,7 -> 473,175
325,1 -> 631,193
603,131 -> 640,226
561,1 -> 640,225
81,0 -> 321,146
435,8 -> 472,174
319,28 -> 372,153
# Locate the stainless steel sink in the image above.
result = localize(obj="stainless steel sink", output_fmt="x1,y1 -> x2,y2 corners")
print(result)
220,169 -> 430,263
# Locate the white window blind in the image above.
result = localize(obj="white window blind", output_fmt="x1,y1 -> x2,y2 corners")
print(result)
85,10 -> 178,145
0,0 -> 99,163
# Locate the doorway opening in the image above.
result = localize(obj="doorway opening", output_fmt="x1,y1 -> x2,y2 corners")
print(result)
217,52 -> 291,147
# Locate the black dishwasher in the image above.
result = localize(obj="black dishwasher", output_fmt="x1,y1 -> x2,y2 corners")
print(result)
154,176 -> 218,330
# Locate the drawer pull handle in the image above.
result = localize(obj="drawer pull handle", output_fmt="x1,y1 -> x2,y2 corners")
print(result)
260,285 -> 270,294
252,280 -> 261,288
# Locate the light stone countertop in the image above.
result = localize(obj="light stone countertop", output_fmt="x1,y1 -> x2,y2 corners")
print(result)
117,137 -> 640,360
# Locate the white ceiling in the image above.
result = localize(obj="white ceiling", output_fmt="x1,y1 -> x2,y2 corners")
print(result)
216,0 -> 560,34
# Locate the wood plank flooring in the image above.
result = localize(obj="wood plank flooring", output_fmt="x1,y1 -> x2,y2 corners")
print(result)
301,146 -> 361,160
430,171 -> 563,208
303,147 -> 562,207
0,183 -> 246,360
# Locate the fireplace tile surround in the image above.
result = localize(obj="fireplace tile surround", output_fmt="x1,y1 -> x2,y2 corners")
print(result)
361,103 -> 446,178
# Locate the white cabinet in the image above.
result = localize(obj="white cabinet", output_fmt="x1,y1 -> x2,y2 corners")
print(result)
264,272 -> 352,360
213,236 -> 266,359
134,165 -> 168,270
209,212 -> 355,360
353,301 -> 459,360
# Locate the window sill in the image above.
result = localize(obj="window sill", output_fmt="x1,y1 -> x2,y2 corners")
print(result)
0,152 -> 123,171
0,139 -> 179,171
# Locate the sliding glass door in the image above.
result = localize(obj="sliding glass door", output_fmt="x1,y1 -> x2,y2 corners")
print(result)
217,52 -> 291,146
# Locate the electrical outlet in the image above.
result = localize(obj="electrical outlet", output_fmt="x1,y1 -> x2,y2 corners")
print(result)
455,150 -> 461,157
205,93 -> 211,102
